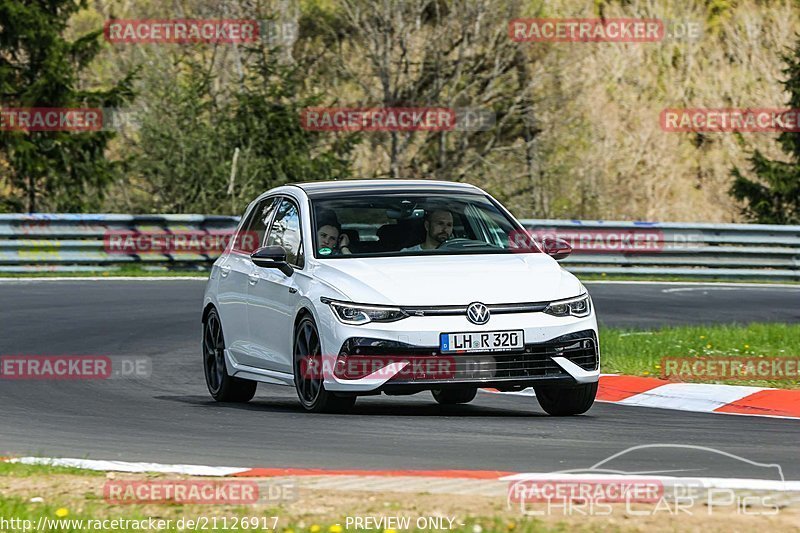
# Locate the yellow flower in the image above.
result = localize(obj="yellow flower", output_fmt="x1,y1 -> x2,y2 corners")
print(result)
700,336 -> 706,339
643,371 -> 651,376
654,364 -> 662,369
310,526 -> 320,533
384,530 -> 397,533
329,525 -> 342,533
744,344 -> 750,349
507,521 -> 516,530
706,344 -> 712,349
55,508 -> 69,518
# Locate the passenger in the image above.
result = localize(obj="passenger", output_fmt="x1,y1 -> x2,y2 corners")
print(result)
401,210 -> 453,251
317,221 -> 352,255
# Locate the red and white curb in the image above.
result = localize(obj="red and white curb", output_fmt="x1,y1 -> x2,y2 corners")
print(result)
484,375 -> 800,420
2,457 -> 511,479
2,457 -> 513,496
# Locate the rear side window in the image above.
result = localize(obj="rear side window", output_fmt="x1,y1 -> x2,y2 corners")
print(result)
266,199 -> 304,267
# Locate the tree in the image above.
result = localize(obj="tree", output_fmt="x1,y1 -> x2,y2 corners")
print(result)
303,0 -> 548,216
127,31 -> 354,214
730,40 -> 800,224
0,0 -> 134,212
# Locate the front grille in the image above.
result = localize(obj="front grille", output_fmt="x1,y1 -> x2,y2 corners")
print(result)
338,330 -> 598,383
400,301 -> 549,317
446,351 -> 566,380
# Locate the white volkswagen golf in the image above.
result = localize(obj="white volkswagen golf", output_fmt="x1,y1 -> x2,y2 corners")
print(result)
202,180 -> 599,414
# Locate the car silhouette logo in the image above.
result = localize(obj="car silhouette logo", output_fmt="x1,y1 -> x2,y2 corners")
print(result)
466,302 -> 490,324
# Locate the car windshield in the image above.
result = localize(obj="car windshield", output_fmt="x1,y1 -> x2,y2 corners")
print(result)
311,191 -> 536,258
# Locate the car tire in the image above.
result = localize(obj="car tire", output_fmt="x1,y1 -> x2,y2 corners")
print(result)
203,308 -> 257,402
534,382 -> 597,416
293,315 -> 356,413
431,387 -> 477,405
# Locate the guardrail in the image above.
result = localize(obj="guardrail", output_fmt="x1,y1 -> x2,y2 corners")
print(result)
522,219 -> 800,281
0,214 -> 239,274
0,214 -> 797,280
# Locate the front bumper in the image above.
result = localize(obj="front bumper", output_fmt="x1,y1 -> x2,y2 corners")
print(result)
318,310 -> 600,392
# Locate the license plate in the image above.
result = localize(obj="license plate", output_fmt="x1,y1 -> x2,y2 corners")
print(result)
440,330 -> 524,353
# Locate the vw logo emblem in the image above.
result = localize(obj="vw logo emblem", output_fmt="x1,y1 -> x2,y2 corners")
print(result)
466,302 -> 490,325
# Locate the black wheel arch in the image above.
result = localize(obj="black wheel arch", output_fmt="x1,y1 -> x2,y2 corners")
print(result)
202,303 -> 216,324
294,307 -> 315,330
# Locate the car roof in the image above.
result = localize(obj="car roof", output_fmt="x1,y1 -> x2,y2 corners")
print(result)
289,179 -> 482,197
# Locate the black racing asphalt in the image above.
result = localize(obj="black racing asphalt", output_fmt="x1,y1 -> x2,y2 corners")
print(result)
1,280 -> 798,480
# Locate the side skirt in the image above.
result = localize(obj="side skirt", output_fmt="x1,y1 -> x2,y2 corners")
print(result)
225,349 -> 294,386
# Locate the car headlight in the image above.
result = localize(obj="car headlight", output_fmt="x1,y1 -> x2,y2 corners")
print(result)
544,294 -> 591,318
321,298 -> 408,325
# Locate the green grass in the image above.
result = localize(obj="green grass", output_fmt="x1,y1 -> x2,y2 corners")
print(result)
601,323 -> 800,387
0,461 -> 102,477
577,273 -> 800,284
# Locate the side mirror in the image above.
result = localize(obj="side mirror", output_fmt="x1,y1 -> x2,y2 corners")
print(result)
542,237 -> 572,260
250,246 -> 294,276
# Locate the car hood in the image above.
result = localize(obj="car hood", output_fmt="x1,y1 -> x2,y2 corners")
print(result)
312,253 -> 583,306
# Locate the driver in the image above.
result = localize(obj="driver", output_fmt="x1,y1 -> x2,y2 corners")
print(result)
402,209 -> 453,251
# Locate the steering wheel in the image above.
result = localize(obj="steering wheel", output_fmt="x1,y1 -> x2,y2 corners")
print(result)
436,238 -> 474,250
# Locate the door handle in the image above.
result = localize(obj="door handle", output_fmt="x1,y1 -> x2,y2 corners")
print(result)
219,265 -> 231,278
288,287 -> 298,294
248,273 -> 259,285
